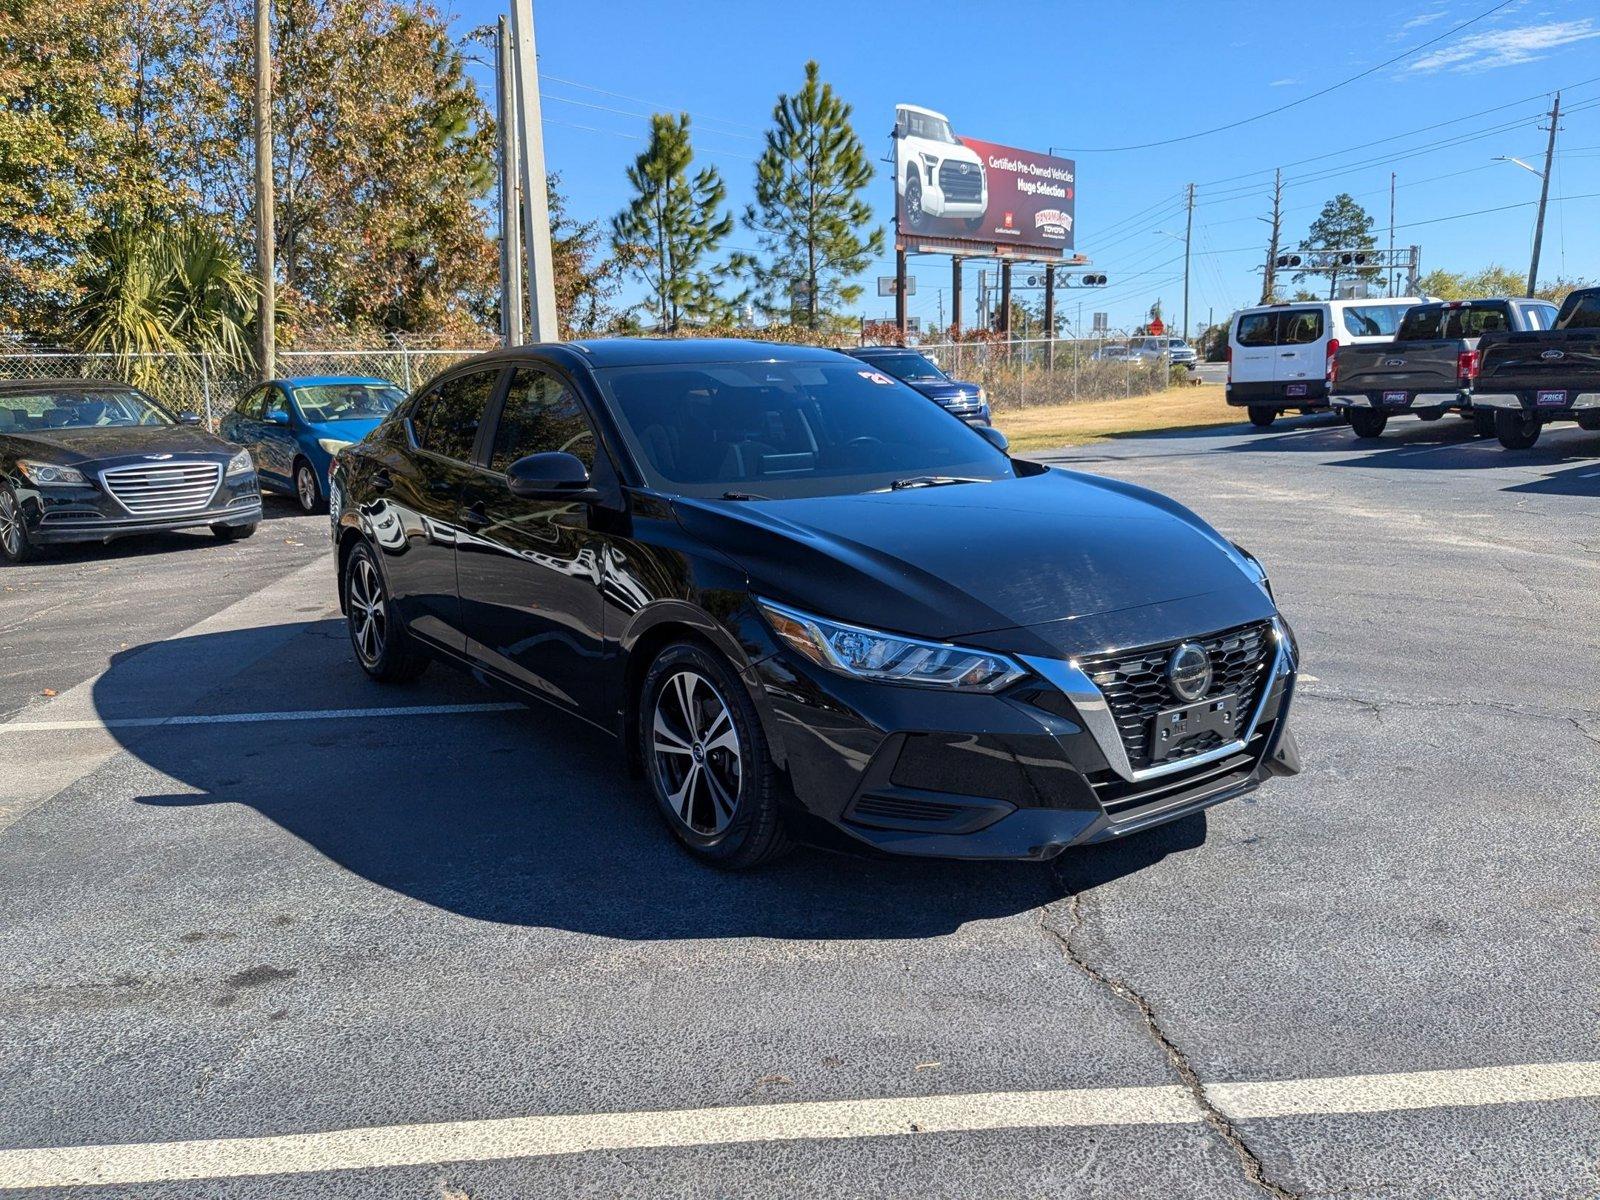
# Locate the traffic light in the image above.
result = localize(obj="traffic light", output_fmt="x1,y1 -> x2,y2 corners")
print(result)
1082,274 -> 1107,286
1338,252 -> 1370,267
1275,254 -> 1303,269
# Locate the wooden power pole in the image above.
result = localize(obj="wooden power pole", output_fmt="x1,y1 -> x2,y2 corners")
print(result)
508,0 -> 560,342
1259,168 -> 1282,305
1528,91 -> 1561,297
253,0 -> 275,381
495,16 -> 524,345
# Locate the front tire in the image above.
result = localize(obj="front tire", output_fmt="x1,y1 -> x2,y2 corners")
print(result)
0,487 -> 37,564
344,540 -> 428,683
904,172 -> 927,232
639,641 -> 790,870
212,522 -> 257,542
293,458 -> 324,514
1494,410 -> 1541,450
1247,406 -> 1276,428
1349,409 -> 1387,439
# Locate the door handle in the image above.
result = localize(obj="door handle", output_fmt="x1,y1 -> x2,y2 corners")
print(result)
462,502 -> 490,530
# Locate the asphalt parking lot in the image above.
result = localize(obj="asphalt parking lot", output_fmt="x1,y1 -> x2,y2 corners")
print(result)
1,413 -> 1596,1198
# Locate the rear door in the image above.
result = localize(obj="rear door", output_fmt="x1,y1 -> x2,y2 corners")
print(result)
1274,308 -> 1325,389
256,385 -> 298,483
1231,311 -> 1278,384
222,386 -> 267,468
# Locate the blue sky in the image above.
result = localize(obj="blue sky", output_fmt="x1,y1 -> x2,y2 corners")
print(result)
447,0 -> 1600,337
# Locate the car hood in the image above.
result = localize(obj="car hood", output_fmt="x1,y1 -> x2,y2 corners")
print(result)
672,469 -> 1273,652
4,424 -> 237,465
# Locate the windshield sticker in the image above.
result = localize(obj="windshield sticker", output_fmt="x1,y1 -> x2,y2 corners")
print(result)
858,370 -> 895,386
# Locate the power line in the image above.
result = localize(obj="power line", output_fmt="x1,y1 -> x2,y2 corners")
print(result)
541,73 -> 765,137
1057,1 -> 1518,153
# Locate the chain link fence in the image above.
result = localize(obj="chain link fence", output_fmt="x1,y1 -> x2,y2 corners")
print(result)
0,349 -> 482,429
917,338 -> 1175,411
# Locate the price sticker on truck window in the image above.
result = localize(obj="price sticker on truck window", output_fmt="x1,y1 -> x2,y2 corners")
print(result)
1536,390 -> 1568,407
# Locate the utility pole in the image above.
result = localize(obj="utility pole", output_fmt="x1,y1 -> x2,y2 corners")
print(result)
1259,168 -> 1282,305
1182,182 -> 1194,341
508,0 -> 559,341
253,0 -> 275,381
1387,172 -> 1396,296
1528,91 -> 1561,297
495,16 -> 524,346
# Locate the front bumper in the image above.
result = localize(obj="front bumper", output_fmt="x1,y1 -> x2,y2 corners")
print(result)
19,477 -> 262,544
1330,390 -> 1464,414
754,619 -> 1300,861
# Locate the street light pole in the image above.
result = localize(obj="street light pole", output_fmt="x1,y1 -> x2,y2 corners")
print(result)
495,15 -> 524,346
508,0 -> 560,341
1182,182 -> 1194,341
253,0 -> 275,382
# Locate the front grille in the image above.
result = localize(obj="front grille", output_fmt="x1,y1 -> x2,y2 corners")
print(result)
101,462 -> 222,516
1078,621 -> 1273,771
938,159 -> 983,203
941,395 -> 982,414
851,794 -> 970,825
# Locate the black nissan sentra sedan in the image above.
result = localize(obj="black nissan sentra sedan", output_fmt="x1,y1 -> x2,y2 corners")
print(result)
331,340 -> 1300,868
0,379 -> 260,563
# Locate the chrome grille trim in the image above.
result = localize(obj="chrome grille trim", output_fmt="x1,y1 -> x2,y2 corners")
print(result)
1020,618 -> 1293,785
100,462 -> 222,516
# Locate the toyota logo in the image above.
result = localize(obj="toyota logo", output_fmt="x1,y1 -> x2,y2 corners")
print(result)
1541,349 -> 1566,360
1166,642 -> 1213,703
959,162 -> 970,174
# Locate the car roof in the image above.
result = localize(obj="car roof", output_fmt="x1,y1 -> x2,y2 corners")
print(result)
534,338 -> 854,369
897,104 -> 948,120
847,346 -> 925,357
275,375 -> 396,388
0,377 -> 141,394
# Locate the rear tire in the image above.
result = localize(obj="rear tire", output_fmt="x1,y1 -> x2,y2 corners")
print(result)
1247,406 -> 1276,428
0,487 -> 37,564
212,522 -> 257,541
343,540 -> 429,683
1349,410 -> 1387,439
1494,410 -> 1541,450
639,641 -> 791,870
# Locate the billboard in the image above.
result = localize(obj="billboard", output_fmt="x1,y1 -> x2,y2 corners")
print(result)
893,104 -> 1075,256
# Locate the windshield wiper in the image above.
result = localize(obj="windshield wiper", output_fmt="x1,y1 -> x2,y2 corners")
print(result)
721,490 -> 771,501
885,476 -> 985,491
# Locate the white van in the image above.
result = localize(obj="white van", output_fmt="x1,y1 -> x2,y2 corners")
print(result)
1226,298 -> 1423,428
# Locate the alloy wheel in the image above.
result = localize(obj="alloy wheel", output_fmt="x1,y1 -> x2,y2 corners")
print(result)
0,491 -> 21,558
651,669 -> 742,836
347,555 -> 388,667
297,465 -> 318,511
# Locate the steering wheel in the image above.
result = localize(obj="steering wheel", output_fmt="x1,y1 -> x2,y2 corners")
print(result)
846,436 -> 884,453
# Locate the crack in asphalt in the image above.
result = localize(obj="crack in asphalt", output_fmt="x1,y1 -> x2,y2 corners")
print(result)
1300,687 -> 1600,733
1039,879 -> 1301,1200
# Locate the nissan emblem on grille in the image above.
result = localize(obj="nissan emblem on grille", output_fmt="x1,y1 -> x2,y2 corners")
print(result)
1165,642 -> 1213,702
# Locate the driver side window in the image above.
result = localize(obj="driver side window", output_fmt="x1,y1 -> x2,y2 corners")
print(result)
265,387 -> 292,423
490,368 -> 597,474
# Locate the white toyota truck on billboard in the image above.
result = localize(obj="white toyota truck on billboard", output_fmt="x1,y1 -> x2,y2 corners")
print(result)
895,105 -> 987,233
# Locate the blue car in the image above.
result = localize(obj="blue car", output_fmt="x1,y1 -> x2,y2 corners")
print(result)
222,376 -> 405,513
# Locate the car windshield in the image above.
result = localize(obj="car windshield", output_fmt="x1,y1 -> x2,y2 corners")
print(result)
904,112 -> 959,145
598,359 -> 1014,500
0,387 -> 173,431
860,352 -> 949,384
292,383 -> 404,422
1341,304 -> 1410,338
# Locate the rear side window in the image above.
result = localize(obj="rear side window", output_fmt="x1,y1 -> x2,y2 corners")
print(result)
1397,308 -> 1443,339
413,368 -> 501,463
489,368 -> 597,474
234,387 -> 266,420
1556,291 -> 1600,329
1341,304 -> 1408,338
1236,312 -> 1277,347
1520,303 -> 1559,331
1279,310 -> 1324,345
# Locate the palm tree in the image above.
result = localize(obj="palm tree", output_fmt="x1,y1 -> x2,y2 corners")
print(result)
70,220 -> 257,399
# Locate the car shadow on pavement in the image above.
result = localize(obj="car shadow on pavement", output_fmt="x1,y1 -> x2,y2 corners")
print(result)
103,623 -> 1207,942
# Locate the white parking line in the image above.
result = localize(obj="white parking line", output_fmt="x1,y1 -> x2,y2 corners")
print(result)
0,703 -> 523,736
1,1060 -> 1595,1189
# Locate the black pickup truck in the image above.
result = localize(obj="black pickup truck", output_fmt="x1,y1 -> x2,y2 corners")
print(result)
1330,298 -> 1558,439
1473,287 -> 1600,449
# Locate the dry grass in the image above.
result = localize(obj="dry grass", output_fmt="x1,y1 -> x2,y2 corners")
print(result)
995,383 -> 1238,452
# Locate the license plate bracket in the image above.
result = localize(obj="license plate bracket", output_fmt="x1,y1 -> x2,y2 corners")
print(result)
1383,390 -> 1410,406
1149,694 -> 1240,762
1285,383 -> 1308,397
1536,389 -> 1568,408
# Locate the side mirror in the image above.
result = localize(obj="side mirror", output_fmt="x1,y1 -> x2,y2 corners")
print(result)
506,451 -> 597,501
975,423 -> 1009,453
265,409 -> 290,426
177,412 -> 202,426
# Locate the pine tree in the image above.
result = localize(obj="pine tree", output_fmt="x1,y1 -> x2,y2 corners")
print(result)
610,112 -> 740,332
743,61 -> 881,329
1297,193 -> 1379,299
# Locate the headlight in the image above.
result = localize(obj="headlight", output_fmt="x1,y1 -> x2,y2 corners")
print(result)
16,460 -> 88,486
317,438 -> 353,455
1231,541 -> 1272,598
976,387 -> 988,405
758,599 -> 1025,693
225,449 -> 254,478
